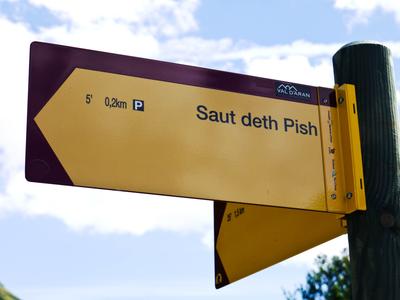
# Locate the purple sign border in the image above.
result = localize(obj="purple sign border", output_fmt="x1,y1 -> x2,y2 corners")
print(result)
26,41 -> 334,186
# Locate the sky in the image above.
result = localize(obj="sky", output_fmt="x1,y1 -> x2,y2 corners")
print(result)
0,0 -> 400,299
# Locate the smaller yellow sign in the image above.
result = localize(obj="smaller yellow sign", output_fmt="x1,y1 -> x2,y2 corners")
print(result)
214,201 -> 346,288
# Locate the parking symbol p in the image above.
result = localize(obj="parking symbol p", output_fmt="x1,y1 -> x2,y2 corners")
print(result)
133,99 -> 144,111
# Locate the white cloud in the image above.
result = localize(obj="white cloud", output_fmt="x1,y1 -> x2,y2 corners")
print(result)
246,55 -> 334,87
29,0 -> 200,58
0,171 -> 212,236
162,36 -> 235,65
218,40 -> 341,62
39,21 -> 161,58
334,0 -> 400,27
385,41 -> 400,58
28,0 -> 199,37
0,18 -> 35,179
161,39 -> 342,87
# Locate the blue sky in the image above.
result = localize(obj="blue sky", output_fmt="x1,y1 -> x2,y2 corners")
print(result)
1,0 -> 400,299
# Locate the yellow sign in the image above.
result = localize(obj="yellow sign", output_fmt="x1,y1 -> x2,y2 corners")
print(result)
34,68 -> 364,213
214,201 -> 346,288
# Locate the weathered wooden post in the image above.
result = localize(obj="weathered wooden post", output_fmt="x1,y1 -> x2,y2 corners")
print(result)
333,42 -> 400,299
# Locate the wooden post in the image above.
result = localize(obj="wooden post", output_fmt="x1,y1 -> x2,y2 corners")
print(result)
333,42 -> 400,299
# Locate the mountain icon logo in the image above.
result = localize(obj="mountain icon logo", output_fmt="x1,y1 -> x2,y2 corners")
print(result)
275,82 -> 311,101
277,84 -> 298,92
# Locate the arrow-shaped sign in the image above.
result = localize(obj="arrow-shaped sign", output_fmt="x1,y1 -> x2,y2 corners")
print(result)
34,67 -> 330,210
27,42 -> 365,214
214,201 -> 346,288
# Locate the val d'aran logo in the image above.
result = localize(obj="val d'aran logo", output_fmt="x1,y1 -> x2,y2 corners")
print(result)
275,82 -> 311,101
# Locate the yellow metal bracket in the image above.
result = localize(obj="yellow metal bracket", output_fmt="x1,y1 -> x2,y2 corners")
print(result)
334,84 -> 366,212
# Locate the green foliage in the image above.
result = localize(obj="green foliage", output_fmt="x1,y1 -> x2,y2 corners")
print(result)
0,283 -> 20,300
284,249 -> 351,300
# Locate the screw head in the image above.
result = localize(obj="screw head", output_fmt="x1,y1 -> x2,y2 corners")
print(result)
338,97 -> 345,104
380,212 -> 396,228
216,273 -> 223,285
346,192 -> 353,199
331,194 -> 337,200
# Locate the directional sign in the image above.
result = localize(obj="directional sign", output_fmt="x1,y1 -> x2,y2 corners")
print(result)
214,202 -> 346,288
26,42 -> 365,214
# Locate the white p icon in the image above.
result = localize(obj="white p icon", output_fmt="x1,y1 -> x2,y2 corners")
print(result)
133,100 -> 144,111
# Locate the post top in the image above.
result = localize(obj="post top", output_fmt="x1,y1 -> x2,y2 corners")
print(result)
334,41 -> 391,62
341,40 -> 382,48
